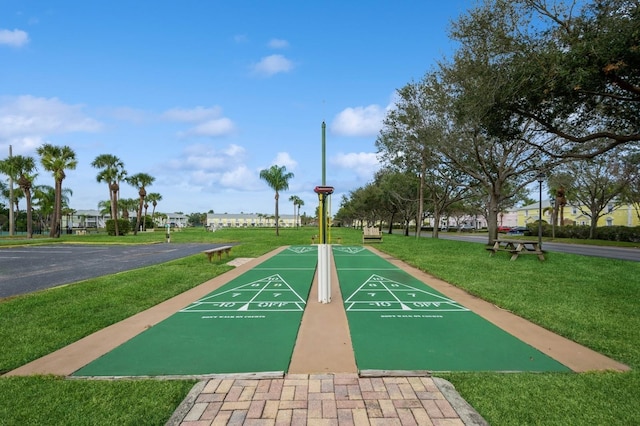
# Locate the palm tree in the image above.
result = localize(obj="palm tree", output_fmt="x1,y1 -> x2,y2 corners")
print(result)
146,192 -> 162,228
0,158 -> 17,235
288,195 -> 304,229
126,173 -> 155,235
97,199 -> 112,216
32,184 -> 55,234
36,144 -> 77,238
92,154 -> 126,236
119,198 -> 138,220
9,156 -> 37,238
259,165 -> 294,236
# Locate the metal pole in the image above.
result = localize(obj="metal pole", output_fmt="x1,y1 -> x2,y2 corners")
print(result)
538,180 -> 543,247
551,199 -> 556,239
322,121 -> 326,186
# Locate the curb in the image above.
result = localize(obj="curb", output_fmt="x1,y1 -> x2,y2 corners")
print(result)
433,377 -> 489,425
165,380 -> 206,426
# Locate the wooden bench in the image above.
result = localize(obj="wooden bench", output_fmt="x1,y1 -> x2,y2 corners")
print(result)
203,246 -> 233,262
362,227 -> 383,243
486,239 -> 545,261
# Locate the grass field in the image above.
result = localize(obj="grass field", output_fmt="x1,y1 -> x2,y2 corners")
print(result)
0,227 -> 638,425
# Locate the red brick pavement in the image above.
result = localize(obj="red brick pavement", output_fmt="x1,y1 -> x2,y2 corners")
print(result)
176,373 -> 477,425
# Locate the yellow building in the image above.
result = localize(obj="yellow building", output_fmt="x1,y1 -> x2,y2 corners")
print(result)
206,213 -> 296,230
517,201 -> 640,227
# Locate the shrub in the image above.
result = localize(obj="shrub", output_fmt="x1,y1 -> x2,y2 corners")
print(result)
595,225 -> 640,242
105,219 -> 131,236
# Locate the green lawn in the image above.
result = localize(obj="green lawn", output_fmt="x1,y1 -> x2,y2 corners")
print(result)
0,227 -> 638,425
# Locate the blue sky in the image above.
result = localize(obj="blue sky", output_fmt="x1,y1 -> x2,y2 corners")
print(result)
1,1 -> 470,216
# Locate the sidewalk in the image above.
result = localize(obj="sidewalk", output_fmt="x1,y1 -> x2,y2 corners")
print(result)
169,374 -> 486,425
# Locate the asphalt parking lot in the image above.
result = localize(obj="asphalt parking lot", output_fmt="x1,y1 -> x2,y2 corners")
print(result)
0,243 -> 227,299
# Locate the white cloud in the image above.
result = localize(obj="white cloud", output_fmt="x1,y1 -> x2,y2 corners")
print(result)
187,118 -> 235,137
108,106 -> 150,123
0,29 -> 29,47
0,95 -> 102,152
268,38 -> 289,49
177,143 -> 246,171
163,106 -> 235,138
270,152 -> 298,170
331,152 -> 380,179
162,106 -> 223,122
251,54 -> 294,77
224,144 -> 245,157
220,165 -> 260,189
331,105 -> 386,137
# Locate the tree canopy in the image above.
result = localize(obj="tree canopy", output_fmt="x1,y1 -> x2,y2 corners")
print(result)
259,165 -> 294,236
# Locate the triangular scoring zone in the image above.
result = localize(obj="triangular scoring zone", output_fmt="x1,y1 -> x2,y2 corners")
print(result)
333,246 -> 367,254
180,274 -> 307,313
287,246 -> 317,254
344,274 -> 470,312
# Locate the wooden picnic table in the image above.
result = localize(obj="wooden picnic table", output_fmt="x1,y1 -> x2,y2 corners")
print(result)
486,238 -> 545,261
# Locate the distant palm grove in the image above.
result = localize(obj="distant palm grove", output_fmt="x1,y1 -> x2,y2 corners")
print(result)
0,146 -> 306,238
0,148 -> 167,238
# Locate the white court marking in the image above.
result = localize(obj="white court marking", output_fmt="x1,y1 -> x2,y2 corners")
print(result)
287,246 -> 317,254
180,274 -> 307,313
333,246 -> 367,254
344,274 -> 470,312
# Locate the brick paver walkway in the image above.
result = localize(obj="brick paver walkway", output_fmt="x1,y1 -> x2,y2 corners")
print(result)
177,373 -> 474,425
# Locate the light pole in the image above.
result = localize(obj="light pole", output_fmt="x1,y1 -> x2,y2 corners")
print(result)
537,171 -> 545,247
550,198 -> 556,239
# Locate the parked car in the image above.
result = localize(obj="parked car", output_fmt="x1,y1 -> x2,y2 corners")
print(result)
497,225 -> 512,233
458,224 -> 475,232
507,226 -> 532,236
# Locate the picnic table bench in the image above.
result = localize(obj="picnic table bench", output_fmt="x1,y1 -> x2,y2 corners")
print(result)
486,239 -> 545,261
203,245 -> 233,262
362,227 -> 383,243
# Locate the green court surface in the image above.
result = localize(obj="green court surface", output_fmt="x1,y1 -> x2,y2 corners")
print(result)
332,246 -> 570,372
73,246 -> 318,377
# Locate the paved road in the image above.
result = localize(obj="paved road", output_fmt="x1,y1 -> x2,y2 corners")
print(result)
0,243 -> 228,299
400,231 -> 640,262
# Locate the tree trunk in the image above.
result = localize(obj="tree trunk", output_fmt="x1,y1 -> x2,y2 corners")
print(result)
416,166 -> 425,239
25,189 -> 33,238
487,193 -> 500,244
432,209 -> 441,239
275,192 -> 280,236
110,183 -> 119,236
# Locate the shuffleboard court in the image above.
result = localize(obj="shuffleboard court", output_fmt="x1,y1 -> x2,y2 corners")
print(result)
73,246 -> 318,377
332,246 -> 570,372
